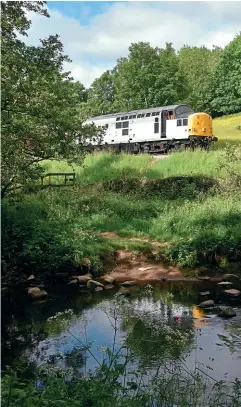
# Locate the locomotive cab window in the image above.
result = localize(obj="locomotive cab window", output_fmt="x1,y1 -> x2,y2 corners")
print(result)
183,119 -> 188,126
122,129 -> 129,136
177,119 -> 182,127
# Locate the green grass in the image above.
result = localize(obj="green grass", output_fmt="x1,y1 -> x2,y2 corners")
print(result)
213,113 -> 241,141
2,116 -> 241,275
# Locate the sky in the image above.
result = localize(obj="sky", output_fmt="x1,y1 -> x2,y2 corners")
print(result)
24,1 -> 241,87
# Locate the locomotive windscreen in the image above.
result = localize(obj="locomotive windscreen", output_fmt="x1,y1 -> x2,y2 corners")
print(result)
175,105 -> 193,118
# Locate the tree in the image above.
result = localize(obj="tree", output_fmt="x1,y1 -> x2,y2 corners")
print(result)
1,1 -> 98,197
209,33 -> 241,116
178,45 -> 223,111
113,42 -> 187,112
87,70 -> 115,116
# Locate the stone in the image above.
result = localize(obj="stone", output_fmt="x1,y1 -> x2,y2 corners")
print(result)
68,279 -> 78,285
199,291 -> 210,296
29,290 -> 48,299
104,284 -> 115,290
118,287 -> 131,297
86,280 -> 104,289
27,274 -> 35,281
198,300 -> 214,308
222,274 -> 240,281
28,287 -> 40,295
217,307 -> 236,318
224,289 -> 241,296
218,281 -> 233,286
196,276 -> 211,281
94,287 -> 103,292
72,274 -> 92,283
121,281 -> 137,287
104,276 -> 115,284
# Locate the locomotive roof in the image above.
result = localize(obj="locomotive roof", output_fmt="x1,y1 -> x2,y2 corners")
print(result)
87,104 -> 185,121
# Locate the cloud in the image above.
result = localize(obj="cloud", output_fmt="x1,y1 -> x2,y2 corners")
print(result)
24,2 -> 241,87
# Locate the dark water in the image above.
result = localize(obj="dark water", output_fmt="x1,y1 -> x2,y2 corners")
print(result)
2,281 -> 241,383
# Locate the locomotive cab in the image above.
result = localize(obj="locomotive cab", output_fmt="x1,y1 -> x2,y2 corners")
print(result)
188,113 -> 215,139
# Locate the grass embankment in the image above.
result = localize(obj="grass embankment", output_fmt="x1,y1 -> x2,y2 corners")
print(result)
213,112 -> 241,148
2,143 -> 241,280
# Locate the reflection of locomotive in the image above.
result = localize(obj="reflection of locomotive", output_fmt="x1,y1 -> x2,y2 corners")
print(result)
81,104 -> 218,153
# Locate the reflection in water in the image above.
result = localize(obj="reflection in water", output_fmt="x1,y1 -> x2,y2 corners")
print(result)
2,283 -> 241,383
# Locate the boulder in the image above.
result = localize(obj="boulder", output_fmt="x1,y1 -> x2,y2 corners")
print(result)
28,287 -> 40,295
27,274 -> 35,281
121,281 -> 137,287
218,281 -> 233,286
197,276 -> 211,281
224,289 -> 241,297
222,274 -> 240,281
118,287 -> 131,297
29,290 -> 48,300
104,276 -> 115,284
217,307 -> 236,318
198,300 -> 214,308
72,274 -> 92,283
68,279 -> 78,285
87,280 -> 104,289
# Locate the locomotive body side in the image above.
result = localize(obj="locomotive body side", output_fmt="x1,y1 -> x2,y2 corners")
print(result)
81,104 -> 217,153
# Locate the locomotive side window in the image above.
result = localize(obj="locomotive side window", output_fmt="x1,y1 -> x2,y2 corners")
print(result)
177,119 -> 182,127
137,114 -> 141,118
155,118 -> 159,122
124,116 -> 128,120
151,112 -> 156,116
116,122 -> 122,129
116,117 -> 120,121
122,129 -> 129,136
122,121 -> 129,128
146,113 -> 151,117
183,119 -> 188,126
121,116 -> 125,120
132,115 -> 136,119
154,122 -> 159,133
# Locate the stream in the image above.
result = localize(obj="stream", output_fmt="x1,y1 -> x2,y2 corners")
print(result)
2,280 -> 241,384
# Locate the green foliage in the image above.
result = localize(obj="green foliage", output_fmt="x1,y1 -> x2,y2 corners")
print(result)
178,45 -> 222,111
210,33 -> 241,116
1,1 -> 98,198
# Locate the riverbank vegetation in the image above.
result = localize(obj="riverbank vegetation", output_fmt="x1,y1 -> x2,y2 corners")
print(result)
2,145 -> 241,281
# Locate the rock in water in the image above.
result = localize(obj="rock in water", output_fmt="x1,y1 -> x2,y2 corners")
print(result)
217,307 -> 236,318
68,279 -> 78,285
27,274 -> 35,281
218,281 -> 233,286
29,290 -> 48,299
121,281 -> 136,287
198,300 -> 214,308
71,275 -> 92,283
118,287 -> 131,297
28,287 -> 40,295
199,291 -> 210,296
196,276 -> 211,281
104,284 -> 115,290
224,289 -> 240,296
87,280 -> 104,289
104,276 -> 115,284
94,287 -> 103,292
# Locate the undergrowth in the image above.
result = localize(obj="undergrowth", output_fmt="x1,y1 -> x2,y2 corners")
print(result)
2,145 -> 241,277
